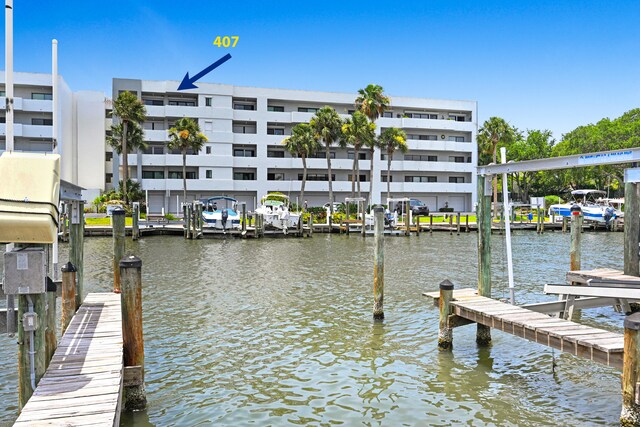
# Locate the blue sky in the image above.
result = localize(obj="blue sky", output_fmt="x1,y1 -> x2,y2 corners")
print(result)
2,1 -> 639,140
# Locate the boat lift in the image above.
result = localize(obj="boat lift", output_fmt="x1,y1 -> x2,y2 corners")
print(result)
386,197 -> 412,228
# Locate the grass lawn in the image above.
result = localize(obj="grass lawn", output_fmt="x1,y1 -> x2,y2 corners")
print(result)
85,217 -> 134,226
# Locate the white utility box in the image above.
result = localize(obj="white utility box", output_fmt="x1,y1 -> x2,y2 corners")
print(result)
3,249 -> 47,294
0,152 -> 61,244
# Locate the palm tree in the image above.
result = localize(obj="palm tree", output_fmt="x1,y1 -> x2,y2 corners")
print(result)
107,122 -> 147,158
282,123 -> 321,210
341,111 -> 376,197
310,107 -> 342,214
379,127 -> 408,203
112,91 -> 146,204
355,84 -> 390,207
168,117 -> 208,204
477,117 -> 516,216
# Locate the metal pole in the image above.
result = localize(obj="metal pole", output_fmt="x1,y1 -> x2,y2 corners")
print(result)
501,147 -> 515,304
5,0 -> 14,151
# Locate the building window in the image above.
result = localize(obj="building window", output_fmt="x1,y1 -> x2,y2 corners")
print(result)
0,91 -> 5,96
268,105 -> 285,112
299,174 -> 334,181
383,112 -> 393,118
298,107 -> 319,113
405,112 -> 437,119
0,116 -> 6,123
428,155 -> 438,162
234,172 -> 255,180
205,97 -> 212,107
31,118 -> 53,126
267,149 -> 285,158
142,99 -> 163,106
204,120 -> 213,132
143,121 -> 165,130
308,151 -> 335,159
449,176 -> 465,183
168,171 -> 182,179
448,136 -> 466,142
31,93 -> 53,100
233,147 -> 256,157
105,152 -> 113,161
205,146 -> 212,154
381,175 -> 392,182
347,110 -> 355,114
405,176 -> 437,183
143,145 -> 165,155
168,100 -> 196,106
449,115 -> 467,122
347,152 -> 367,160
268,172 -> 285,181
232,121 -> 257,134
233,103 -> 255,110
142,171 -> 164,179
347,174 -> 368,182
267,127 -> 285,136
206,170 -> 212,179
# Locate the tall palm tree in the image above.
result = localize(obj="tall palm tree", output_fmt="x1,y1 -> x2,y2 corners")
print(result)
355,84 -> 390,207
310,107 -> 342,214
168,117 -> 208,204
341,111 -> 376,197
379,127 -> 408,203
112,91 -> 146,204
282,123 -> 321,209
477,117 -> 516,216
107,122 -> 147,157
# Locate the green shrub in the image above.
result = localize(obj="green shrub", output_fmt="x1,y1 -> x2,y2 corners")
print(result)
164,213 -> 177,221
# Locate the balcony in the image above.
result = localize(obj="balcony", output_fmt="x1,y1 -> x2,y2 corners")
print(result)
387,182 -> 474,193
143,129 -> 168,142
22,99 -> 53,113
392,160 -> 473,173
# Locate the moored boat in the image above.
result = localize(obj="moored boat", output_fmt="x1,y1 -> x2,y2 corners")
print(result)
254,193 -> 300,231
201,196 -> 241,230
548,190 -> 621,224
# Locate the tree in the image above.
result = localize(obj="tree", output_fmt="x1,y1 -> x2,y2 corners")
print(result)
379,127 -> 408,203
477,117 -> 516,216
355,84 -> 390,207
507,129 -> 554,201
282,123 -> 321,209
310,107 -> 343,214
112,91 -> 146,204
107,122 -> 147,157
168,117 -> 208,204
341,111 -> 376,197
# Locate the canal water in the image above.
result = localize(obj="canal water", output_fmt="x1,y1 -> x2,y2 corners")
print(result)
0,231 -> 627,426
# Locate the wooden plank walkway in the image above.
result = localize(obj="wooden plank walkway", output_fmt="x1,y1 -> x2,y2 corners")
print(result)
424,288 -> 624,369
567,268 -> 640,285
14,293 -> 123,426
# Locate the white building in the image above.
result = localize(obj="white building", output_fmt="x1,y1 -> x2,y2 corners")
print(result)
113,79 -> 478,213
0,72 -> 108,202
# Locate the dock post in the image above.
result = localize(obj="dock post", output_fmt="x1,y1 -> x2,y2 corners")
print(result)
624,181 -> 640,277
60,262 -> 76,334
536,209 -> 541,234
242,204 -> 247,234
540,208 -> 545,233
308,214 -> 313,237
112,207 -> 126,293
621,313 -> 640,426
449,214 -> 453,235
45,278 -> 57,368
438,279 -> 454,350
570,205 -> 583,272
406,203 -> 410,236
183,203 -> 188,239
562,216 -> 568,233
18,293 -> 46,410
465,214 -> 469,232
456,212 -> 461,235
120,255 -> 147,411
429,214 -> 433,234
477,174 -> 492,346
132,203 -> 139,241
69,201 -> 84,310
373,206 -> 385,320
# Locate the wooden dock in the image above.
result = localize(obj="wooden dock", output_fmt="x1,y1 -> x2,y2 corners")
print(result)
14,293 -> 123,426
424,288 -> 624,368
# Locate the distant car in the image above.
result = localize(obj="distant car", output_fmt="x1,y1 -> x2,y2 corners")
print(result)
409,199 -> 430,215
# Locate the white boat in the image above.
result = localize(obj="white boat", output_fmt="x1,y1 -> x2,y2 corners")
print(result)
254,193 -> 300,231
200,196 -> 241,230
548,190 -> 620,224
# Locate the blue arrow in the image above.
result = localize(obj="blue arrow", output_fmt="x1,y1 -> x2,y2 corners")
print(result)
178,53 -> 232,91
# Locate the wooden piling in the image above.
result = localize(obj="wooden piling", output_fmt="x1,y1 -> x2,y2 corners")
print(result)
132,203 -> 139,241
45,278 -> 57,368
405,202 -> 410,236
625,182 -> 640,277
438,279 -> 454,350
570,206 -> 583,272
373,207 -> 384,320
562,216 -> 568,233
308,214 -> 313,237
60,262 -> 76,334
456,212 -> 461,235
621,313 -> 640,426
120,255 -> 147,411
242,204 -> 247,234
429,214 -> 433,234
112,207 -> 126,293
18,293 -> 46,411
477,174 -> 492,346
465,214 -> 469,232
69,201 -> 84,310
449,214 -> 453,235
540,208 -> 545,233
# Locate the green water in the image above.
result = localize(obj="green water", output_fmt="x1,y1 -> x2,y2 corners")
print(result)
0,232 -> 627,426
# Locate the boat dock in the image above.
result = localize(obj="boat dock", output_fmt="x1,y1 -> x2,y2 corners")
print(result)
13,293 -> 124,426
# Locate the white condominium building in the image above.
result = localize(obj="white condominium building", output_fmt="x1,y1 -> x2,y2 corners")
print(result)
0,71 -> 108,202
112,78 -> 478,213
